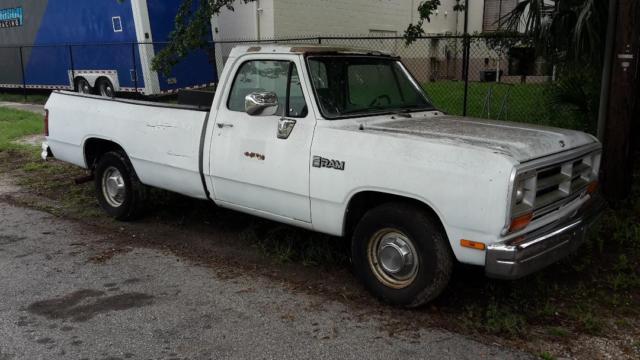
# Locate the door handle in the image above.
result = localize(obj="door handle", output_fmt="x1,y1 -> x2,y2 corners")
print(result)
217,123 -> 234,129
277,118 -> 296,139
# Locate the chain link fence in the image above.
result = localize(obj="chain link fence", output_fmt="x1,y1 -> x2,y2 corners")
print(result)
214,35 -> 579,128
0,35 -> 580,128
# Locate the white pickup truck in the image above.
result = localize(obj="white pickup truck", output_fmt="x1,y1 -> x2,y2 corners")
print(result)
42,44 -> 603,307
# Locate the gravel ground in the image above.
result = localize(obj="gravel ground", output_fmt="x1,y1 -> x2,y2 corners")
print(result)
0,202 -> 533,360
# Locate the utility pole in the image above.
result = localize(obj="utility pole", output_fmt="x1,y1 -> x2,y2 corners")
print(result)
600,0 -> 639,200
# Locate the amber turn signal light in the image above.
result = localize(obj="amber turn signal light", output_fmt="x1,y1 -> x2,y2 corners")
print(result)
587,181 -> 598,194
460,239 -> 486,251
510,213 -> 533,232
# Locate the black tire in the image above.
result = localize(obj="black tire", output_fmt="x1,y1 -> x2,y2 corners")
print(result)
97,78 -> 115,98
94,151 -> 146,221
76,78 -> 92,94
351,202 -> 453,307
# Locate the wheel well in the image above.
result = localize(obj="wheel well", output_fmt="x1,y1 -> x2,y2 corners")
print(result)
74,76 -> 89,88
96,76 -> 112,87
84,138 -> 125,170
343,191 -> 445,237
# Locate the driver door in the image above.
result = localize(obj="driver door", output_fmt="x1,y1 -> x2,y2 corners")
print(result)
209,55 -> 315,223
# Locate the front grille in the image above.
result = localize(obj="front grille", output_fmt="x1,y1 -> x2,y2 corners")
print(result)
508,147 -> 602,234
531,154 -> 598,219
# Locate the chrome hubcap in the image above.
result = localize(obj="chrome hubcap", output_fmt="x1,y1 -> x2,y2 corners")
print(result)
79,81 -> 90,94
102,167 -> 125,207
368,229 -> 419,289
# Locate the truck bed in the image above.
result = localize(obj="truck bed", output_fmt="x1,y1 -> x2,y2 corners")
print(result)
45,91 -> 211,199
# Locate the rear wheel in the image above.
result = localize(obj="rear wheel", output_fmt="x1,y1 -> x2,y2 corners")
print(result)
94,151 -> 146,220
76,78 -> 92,94
351,202 -> 453,307
97,78 -> 115,98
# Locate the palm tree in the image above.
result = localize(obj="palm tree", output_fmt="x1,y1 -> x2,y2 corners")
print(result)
502,0 -> 608,66
501,0 -> 609,133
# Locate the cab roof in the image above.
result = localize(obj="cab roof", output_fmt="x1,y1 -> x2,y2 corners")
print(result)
228,44 -> 394,57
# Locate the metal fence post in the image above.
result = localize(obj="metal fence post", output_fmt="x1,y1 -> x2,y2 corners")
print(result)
462,35 -> 471,116
68,45 -> 75,90
18,46 -> 27,101
462,0 -> 471,117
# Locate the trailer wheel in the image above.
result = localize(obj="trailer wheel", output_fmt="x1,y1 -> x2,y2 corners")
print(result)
75,78 -> 92,94
97,78 -> 115,98
95,151 -> 146,221
351,202 -> 453,307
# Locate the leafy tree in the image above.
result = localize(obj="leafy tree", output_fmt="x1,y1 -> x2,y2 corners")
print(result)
501,0 -> 608,66
500,0 -> 610,133
151,0 -> 252,76
404,0 -> 608,66
404,0 -> 466,44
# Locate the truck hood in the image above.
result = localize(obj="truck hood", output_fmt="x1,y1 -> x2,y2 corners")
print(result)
363,115 -> 597,162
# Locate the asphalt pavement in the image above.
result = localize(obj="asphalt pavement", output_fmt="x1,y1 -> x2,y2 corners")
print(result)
0,202 -> 534,360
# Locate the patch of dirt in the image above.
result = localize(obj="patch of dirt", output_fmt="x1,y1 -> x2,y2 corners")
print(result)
0,102 -> 45,115
0,173 -> 20,195
87,247 -> 133,264
14,134 -> 45,147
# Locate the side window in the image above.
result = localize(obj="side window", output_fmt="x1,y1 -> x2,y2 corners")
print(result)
227,60 -> 289,112
287,66 -> 308,118
227,60 -> 308,118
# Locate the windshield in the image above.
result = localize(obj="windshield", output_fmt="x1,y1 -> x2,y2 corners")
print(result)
307,56 -> 434,119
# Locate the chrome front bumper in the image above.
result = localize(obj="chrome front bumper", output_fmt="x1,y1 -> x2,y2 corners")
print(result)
485,196 -> 605,280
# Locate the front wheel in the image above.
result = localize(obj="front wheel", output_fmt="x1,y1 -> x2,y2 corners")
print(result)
94,151 -> 146,220
351,202 -> 453,307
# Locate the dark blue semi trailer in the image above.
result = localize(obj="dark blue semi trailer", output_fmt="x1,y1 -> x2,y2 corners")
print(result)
0,0 -> 217,96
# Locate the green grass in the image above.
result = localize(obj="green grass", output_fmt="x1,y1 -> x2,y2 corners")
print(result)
546,326 -> 570,338
424,81 -> 586,131
0,107 -> 43,151
539,352 -> 557,360
0,92 -> 50,105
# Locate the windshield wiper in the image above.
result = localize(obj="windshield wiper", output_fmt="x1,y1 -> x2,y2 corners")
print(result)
337,105 -> 435,117
395,105 -> 435,112
340,107 -> 388,115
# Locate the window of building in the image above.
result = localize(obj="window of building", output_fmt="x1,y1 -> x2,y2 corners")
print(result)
112,16 -> 123,33
483,0 -> 518,32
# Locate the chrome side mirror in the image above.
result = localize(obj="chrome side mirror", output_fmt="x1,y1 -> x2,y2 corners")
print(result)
245,92 -> 279,116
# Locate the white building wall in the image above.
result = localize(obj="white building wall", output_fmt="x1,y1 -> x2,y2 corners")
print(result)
211,0 -> 276,76
273,0 -> 409,37
213,0 -> 470,41
210,0 -> 506,80
212,0 -> 275,40
458,0 -> 485,34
